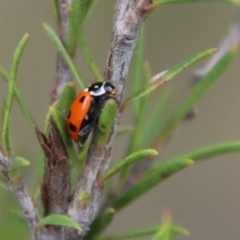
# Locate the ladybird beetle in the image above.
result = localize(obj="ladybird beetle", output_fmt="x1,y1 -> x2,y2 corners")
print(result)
67,81 -> 117,145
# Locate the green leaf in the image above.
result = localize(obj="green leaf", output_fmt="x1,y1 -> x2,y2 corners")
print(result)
66,0 -> 102,81
0,66 -> 35,127
102,149 -> 158,182
67,0 -> 98,51
171,224 -> 189,236
84,0 -> 98,20
117,126 -> 134,136
127,61 -> 152,155
159,47 -> 237,140
153,0 -> 240,4
121,48 -> 218,111
37,214 -> 82,231
152,212 -> 172,240
66,0 -> 86,52
50,108 -> 79,167
100,226 -> 165,240
79,30 -> 102,81
132,26 -> 146,116
95,99 -> 118,148
122,62 -> 152,182
100,224 -> 188,240
57,81 -> 76,114
50,82 -> 79,165
95,156 -> 192,235
95,142 -> 240,233
0,65 -> 8,80
43,23 -> 87,89
152,218 -> 172,240
111,159 -> 193,212
1,33 -> 30,153
151,211 -> 189,240
142,87 -> 173,148
127,28 -> 149,155
51,0 -> 60,25
10,156 -> 30,177
148,141 -> 240,174
84,208 -> 115,240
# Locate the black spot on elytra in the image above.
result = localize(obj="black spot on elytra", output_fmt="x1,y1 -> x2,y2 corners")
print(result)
80,96 -> 86,103
69,122 -> 77,132
67,110 -> 71,119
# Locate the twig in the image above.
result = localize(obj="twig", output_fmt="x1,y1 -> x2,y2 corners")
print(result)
67,0 -> 153,238
35,119 -> 70,240
51,0 -> 73,103
0,151 -> 46,240
35,119 -> 70,216
195,18 -> 240,79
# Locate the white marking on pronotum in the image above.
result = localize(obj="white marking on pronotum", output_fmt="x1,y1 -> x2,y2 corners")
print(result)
90,82 -> 106,96
85,115 -> 89,120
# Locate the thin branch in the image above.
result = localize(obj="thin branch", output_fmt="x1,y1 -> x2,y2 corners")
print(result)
0,151 -> 46,240
35,119 -> 70,240
51,0 -> 73,103
35,119 -> 70,216
195,18 -> 240,78
67,0 -> 153,238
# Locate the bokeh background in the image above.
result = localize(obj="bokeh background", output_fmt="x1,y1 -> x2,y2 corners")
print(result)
0,1 -> 240,239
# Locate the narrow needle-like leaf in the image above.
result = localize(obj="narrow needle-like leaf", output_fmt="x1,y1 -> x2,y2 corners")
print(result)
84,0 -> 98,20
171,224 -> 189,236
132,26 -> 146,116
100,226 -> 164,240
9,156 -> 30,177
111,159 -> 193,211
50,83 -> 79,166
66,0 -> 86,52
79,31 -> 102,81
117,126 -> 134,136
110,141 -> 240,212
148,142 -> 240,174
1,33 -> 30,153
95,99 -> 118,149
142,87 -> 172,148
100,224 -> 188,240
37,214 -> 82,231
126,28 -> 149,155
51,0 -> 60,25
102,149 -> 158,182
0,66 -> 8,80
159,47 -> 237,140
152,214 -> 171,240
43,23 -> 87,89
0,66 -> 35,127
93,158 -> 193,233
121,48 -> 218,111
66,0 -> 102,80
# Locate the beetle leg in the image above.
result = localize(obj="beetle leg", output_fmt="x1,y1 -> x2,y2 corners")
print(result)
78,121 -> 95,146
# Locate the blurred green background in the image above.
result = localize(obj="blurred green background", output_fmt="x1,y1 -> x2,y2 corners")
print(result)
0,1 -> 240,239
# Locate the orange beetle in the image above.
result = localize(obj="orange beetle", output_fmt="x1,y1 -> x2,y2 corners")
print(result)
67,81 -> 117,145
